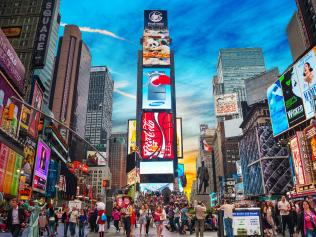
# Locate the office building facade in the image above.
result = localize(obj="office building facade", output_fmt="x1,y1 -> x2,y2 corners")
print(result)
0,0 -> 60,103
109,133 -> 127,190
85,66 -> 113,158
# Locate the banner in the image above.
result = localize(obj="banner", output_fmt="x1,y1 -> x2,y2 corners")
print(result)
32,139 -> 51,194
28,80 -> 43,139
176,118 -> 183,158
0,143 -> 9,192
127,120 -> 136,154
296,131 -> 313,184
215,93 -> 238,116
304,125 -> 316,171
127,168 -> 140,185
141,112 -> 174,159
142,68 -> 172,109
290,135 -> 307,185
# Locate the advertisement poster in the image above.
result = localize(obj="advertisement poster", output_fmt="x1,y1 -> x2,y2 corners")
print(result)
144,10 -> 168,29
296,131 -> 313,184
3,149 -> 16,194
0,74 -> 22,137
19,105 -> 31,133
142,68 -> 172,109
144,29 -> 169,38
214,93 -> 238,116
28,80 -> 43,139
87,151 -> 106,166
127,168 -> 140,186
128,120 -> 137,154
176,118 -> 183,158
232,210 -> 261,236
267,80 -> 289,136
295,47 -> 316,119
304,125 -> 316,171
11,153 -> 22,196
32,139 -> 51,194
178,164 -> 184,192
141,112 -> 174,159
0,29 -> 25,94
279,68 -> 306,128
0,143 -> 9,192
290,136 -> 306,185
143,37 -> 170,66
21,137 -> 36,185
140,183 -> 173,192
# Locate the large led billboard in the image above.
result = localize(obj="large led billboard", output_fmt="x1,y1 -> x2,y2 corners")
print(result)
177,164 -> 184,192
143,37 -> 170,66
32,139 -> 51,194
141,112 -> 174,159
127,120 -> 136,154
267,46 -> 316,136
140,161 -> 173,174
142,68 -> 172,109
176,118 -> 183,158
140,183 -> 173,192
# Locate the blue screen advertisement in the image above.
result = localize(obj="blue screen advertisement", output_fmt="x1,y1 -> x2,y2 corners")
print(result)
177,164 -> 184,192
142,68 -> 172,110
267,80 -> 289,136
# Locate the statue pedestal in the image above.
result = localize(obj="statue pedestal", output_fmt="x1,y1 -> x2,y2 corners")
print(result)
192,193 -> 210,206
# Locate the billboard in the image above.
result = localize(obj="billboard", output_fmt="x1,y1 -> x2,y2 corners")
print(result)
87,151 -> 107,166
290,135 -> 306,185
144,29 -> 169,38
267,80 -> 289,136
143,37 -> 170,66
140,183 -> 173,192
0,29 -> 25,94
28,79 -> 44,139
215,93 -> 238,116
177,164 -> 184,192
141,112 -> 174,159
127,120 -> 136,154
304,125 -> 316,171
140,161 -> 173,174
0,73 -> 22,138
176,118 -> 183,158
32,139 -> 51,194
127,168 -> 140,186
144,10 -> 168,29
142,68 -> 172,109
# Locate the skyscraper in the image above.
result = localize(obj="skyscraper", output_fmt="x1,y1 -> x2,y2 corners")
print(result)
286,12 -> 309,61
50,25 -> 91,161
85,66 -> 113,159
0,0 -> 60,103
109,133 -> 127,190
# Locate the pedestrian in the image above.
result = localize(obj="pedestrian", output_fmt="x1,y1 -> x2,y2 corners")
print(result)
154,205 -> 163,237
62,207 -> 71,237
195,201 -> 206,237
219,200 -> 234,237
112,207 -> 121,232
139,205 -> 147,236
278,196 -> 293,236
48,207 -> 56,237
7,198 -> 25,237
69,207 -> 79,237
174,203 -> 181,232
144,204 -> 152,237
78,209 -> 87,237
39,210 -> 48,237
106,201 -> 113,230
121,200 -> 132,237
289,202 -> 297,235
180,203 -> 190,235
96,204 -> 106,237
130,204 -> 136,237
167,203 -> 176,232
296,200 -> 316,237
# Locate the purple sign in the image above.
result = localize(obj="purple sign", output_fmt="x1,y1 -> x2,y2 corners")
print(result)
32,139 -> 51,194
0,29 -> 25,95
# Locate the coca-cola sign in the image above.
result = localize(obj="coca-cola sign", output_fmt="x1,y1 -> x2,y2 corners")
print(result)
141,112 -> 174,159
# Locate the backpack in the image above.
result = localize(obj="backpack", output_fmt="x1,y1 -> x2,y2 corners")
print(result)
101,213 -> 107,222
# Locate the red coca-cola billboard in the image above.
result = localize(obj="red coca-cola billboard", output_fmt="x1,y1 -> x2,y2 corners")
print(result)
141,112 -> 174,159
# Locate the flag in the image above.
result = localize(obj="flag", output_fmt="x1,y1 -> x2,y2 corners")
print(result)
203,139 -> 212,152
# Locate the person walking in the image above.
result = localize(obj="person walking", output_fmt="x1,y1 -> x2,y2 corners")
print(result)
219,200 -> 235,237
278,196 -> 293,236
39,210 -> 48,237
112,207 -> 121,232
96,207 -> 106,237
167,204 -> 176,232
174,203 -> 181,232
48,207 -> 56,237
180,204 -> 190,235
122,201 -> 132,237
7,198 -> 25,237
69,207 -> 79,237
296,201 -> 316,237
130,204 -> 136,237
154,205 -> 163,237
62,207 -> 71,237
139,205 -> 147,236
144,204 -> 152,237
195,201 -> 207,237
78,209 -> 87,237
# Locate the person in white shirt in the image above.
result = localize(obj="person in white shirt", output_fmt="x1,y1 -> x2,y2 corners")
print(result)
277,196 -> 293,236
219,200 -> 234,237
195,201 -> 207,237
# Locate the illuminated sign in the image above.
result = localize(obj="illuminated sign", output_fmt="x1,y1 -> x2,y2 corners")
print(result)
127,120 -> 136,154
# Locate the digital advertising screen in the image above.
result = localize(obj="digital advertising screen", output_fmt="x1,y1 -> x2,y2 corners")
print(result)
176,118 -> 183,158
267,80 -> 289,136
144,10 -> 168,29
177,164 -> 184,192
142,68 -> 172,109
143,37 -> 170,66
141,112 -> 174,159
32,139 -> 51,194
127,120 -> 137,154
140,161 -> 174,174
87,151 -> 106,166
140,183 -> 173,192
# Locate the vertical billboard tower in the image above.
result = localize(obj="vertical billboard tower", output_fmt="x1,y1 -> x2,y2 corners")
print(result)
136,10 -> 178,192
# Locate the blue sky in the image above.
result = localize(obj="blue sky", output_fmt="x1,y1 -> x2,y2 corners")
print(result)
60,0 -> 297,152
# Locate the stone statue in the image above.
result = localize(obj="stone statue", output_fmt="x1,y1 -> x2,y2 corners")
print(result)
197,161 -> 209,194
22,200 -> 46,237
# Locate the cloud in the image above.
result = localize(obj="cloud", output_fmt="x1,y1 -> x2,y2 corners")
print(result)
60,22 -> 127,41
113,88 -> 136,99
114,81 -> 129,89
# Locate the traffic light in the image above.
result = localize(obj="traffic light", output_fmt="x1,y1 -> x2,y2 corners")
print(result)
3,103 -> 15,120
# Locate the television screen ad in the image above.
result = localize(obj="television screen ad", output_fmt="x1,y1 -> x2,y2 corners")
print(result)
127,120 -> 137,154
176,118 -> 183,158
142,68 -> 172,109
87,151 -> 107,166
140,183 -> 173,192
178,164 -> 184,192
143,37 -> 170,66
140,161 -> 173,174
144,10 -> 168,29
141,112 -> 174,159
267,80 -> 289,136
290,136 -> 305,185
144,29 -> 169,38
32,139 -> 51,194
215,93 -> 238,116
295,47 -> 316,120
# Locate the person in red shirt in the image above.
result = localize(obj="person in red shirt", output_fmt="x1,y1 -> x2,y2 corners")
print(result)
96,209 -> 106,237
130,204 -> 136,237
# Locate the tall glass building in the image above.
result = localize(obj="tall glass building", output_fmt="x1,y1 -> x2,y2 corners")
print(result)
216,48 -> 266,100
85,66 -> 113,159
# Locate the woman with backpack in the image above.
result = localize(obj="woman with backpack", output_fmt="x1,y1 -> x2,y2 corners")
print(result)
96,208 -> 107,237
